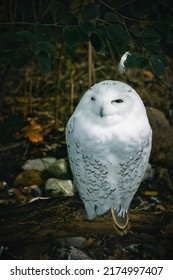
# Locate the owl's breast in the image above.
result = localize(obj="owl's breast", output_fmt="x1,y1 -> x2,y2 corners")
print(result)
74,113 -> 151,162
75,119 -> 133,161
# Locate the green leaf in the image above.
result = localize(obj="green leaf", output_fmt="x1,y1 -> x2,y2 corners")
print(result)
36,41 -> 57,57
90,31 -> 105,55
60,11 -> 78,25
75,27 -> 88,43
83,3 -> 100,20
142,28 -> 161,41
63,28 -> 79,47
124,52 -> 136,68
149,56 -> 164,77
80,20 -> 94,37
154,21 -> 168,32
105,12 -> 122,23
134,56 -> 148,68
143,42 -> 161,52
107,25 -> 130,45
36,53 -> 51,73
35,22 -> 53,41
130,26 -> 142,37
17,30 -> 36,43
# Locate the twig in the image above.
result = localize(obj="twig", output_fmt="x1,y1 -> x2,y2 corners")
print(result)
88,41 -> 93,87
0,141 -> 26,153
99,0 -> 150,23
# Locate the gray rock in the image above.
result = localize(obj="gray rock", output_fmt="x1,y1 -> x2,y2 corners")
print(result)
14,170 -> 44,188
147,107 -> 173,169
142,163 -> 154,181
48,159 -> 68,179
22,158 -> 68,179
58,237 -> 86,249
49,243 -> 91,260
68,246 -> 91,260
45,178 -> 75,197
22,157 -> 57,172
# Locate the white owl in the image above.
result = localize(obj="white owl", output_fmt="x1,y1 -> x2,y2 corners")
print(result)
66,80 -> 152,229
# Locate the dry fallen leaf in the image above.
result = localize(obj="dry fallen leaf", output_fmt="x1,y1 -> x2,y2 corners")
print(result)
21,118 -> 44,142
144,191 -> 158,196
156,204 -> 166,211
25,131 -> 44,143
143,70 -> 155,78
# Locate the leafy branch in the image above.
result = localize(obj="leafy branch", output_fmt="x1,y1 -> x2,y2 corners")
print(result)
0,0 -> 172,76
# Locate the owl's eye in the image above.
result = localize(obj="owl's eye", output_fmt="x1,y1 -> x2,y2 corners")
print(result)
91,97 -> 96,101
111,99 -> 123,104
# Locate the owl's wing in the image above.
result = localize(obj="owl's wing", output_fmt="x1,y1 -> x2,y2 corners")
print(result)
113,135 -> 152,218
66,116 -> 112,219
110,136 -> 151,230
66,116 -> 88,197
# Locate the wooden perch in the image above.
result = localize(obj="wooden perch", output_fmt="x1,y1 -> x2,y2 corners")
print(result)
0,196 -> 172,247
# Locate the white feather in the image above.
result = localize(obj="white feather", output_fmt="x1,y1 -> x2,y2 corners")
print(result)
118,51 -> 131,74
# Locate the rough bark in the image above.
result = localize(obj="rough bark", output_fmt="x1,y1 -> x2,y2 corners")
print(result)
0,196 -> 171,249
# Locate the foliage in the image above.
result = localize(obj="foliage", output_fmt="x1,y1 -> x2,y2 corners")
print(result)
0,0 -> 173,76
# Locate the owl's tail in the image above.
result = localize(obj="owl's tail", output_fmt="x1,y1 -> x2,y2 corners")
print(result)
111,208 -> 130,235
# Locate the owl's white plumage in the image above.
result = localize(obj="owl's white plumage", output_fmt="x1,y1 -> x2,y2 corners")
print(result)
66,80 -> 152,221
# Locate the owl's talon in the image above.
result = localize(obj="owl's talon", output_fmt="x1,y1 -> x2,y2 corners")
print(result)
111,208 -> 129,230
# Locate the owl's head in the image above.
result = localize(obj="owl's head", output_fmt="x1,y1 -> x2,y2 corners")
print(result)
76,80 -> 146,125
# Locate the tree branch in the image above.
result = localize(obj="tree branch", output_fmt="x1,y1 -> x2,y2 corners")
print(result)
0,196 -> 171,248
